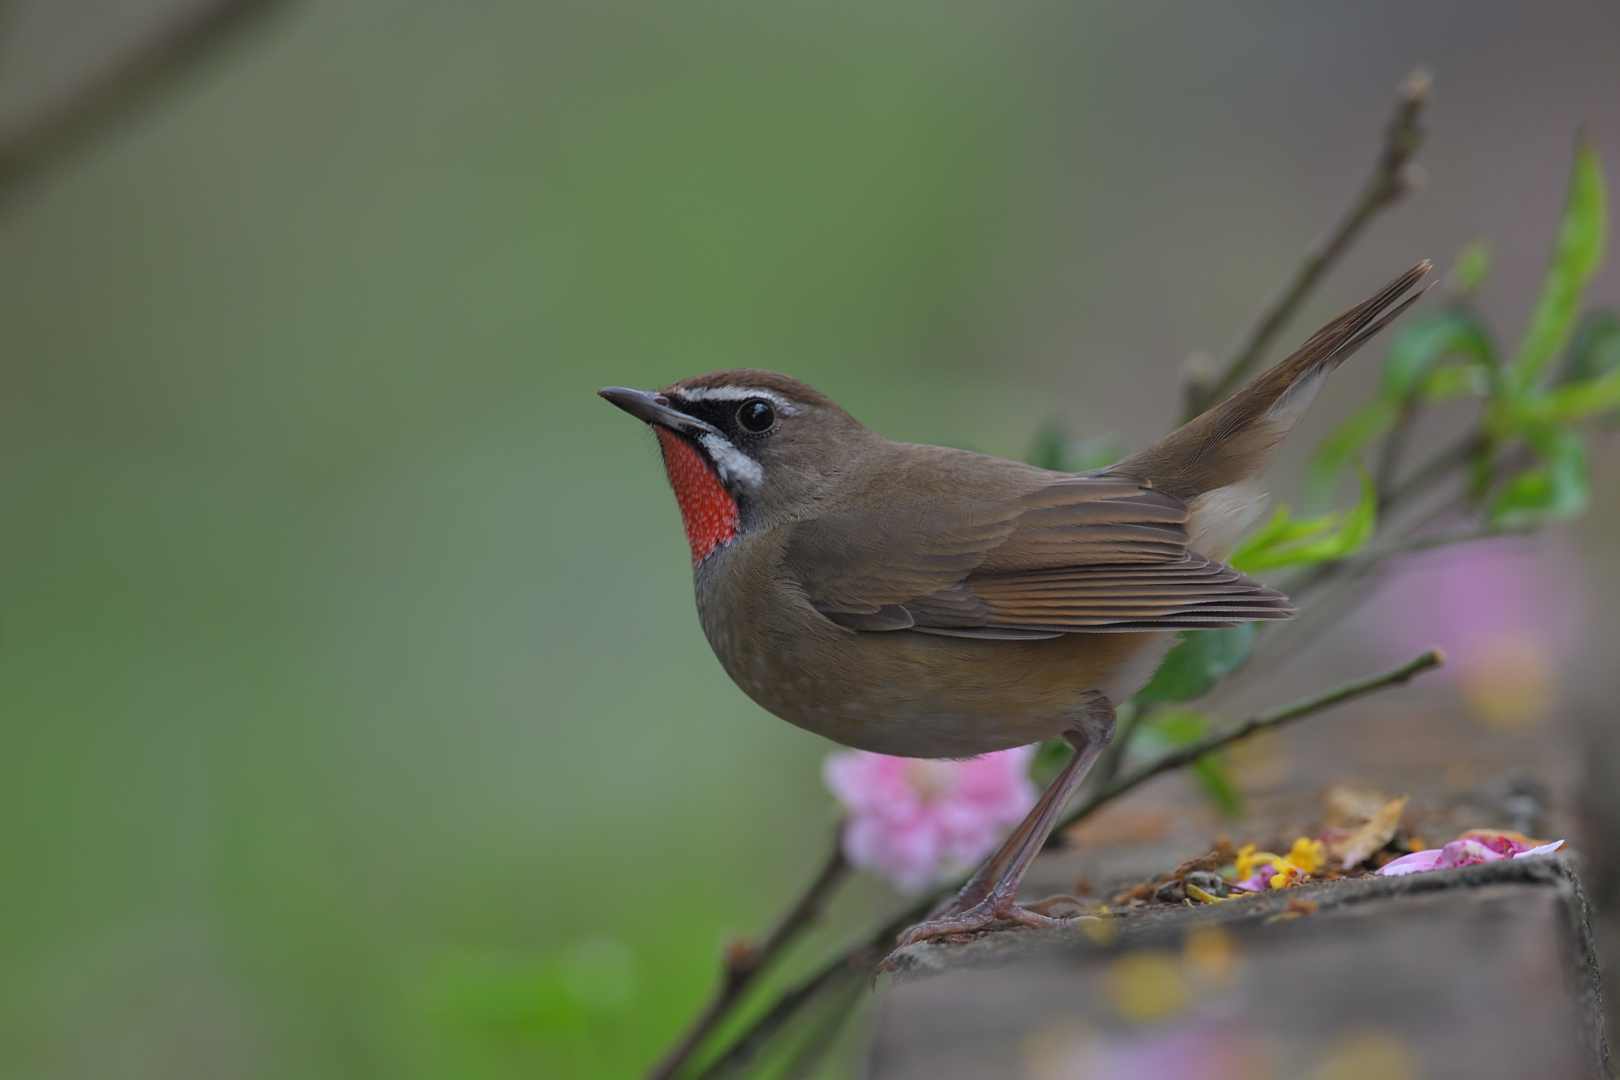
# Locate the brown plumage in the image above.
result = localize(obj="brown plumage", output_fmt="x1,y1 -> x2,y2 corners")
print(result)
1109,261 -> 1431,499
601,260 -> 1431,945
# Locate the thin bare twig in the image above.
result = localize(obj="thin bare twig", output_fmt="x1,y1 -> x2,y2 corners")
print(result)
1183,71 -> 1429,420
0,0 -> 292,203
698,651 -> 1445,1075
1378,431 -> 1488,514
650,827 -> 849,1080
698,946 -> 879,1079
1265,431 -> 1487,621
775,965 -> 868,1080
1069,649 -> 1443,820
1356,520 -> 1533,565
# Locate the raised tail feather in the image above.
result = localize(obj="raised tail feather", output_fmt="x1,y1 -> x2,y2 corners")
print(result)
1108,260 -> 1432,501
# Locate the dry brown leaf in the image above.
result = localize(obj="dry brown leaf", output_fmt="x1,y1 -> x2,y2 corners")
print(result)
1323,784 -> 1393,827
1331,795 -> 1408,868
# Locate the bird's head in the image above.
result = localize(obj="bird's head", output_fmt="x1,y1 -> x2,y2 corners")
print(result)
599,370 -> 868,564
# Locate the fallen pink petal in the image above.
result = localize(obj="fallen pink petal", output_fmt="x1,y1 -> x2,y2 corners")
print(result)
1230,865 -> 1277,893
1459,830 -> 1562,857
1378,835 -> 1565,877
1439,838 -> 1504,867
1377,849 -> 1448,877
824,746 -> 1038,893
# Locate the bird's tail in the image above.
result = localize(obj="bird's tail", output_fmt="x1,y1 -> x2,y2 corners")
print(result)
1109,260 -> 1431,502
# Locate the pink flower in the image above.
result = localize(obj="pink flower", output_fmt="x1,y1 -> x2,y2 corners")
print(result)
1377,831 -> 1564,877
823,746 -> 1039,892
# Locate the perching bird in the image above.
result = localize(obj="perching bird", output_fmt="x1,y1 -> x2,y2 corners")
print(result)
601,261 -> 1430,945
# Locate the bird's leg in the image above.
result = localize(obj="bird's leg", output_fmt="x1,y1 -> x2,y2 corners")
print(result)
918,736 -> 1094,917
895,697 -> 1113,949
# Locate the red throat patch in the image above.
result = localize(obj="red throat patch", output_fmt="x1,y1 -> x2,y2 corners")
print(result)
655,427 -> 739,565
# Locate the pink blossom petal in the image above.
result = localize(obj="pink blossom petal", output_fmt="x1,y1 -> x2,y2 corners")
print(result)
824,745 -> 1038,892
889,827 -> 947,892
1231,865 -> 1278,892
1471,833 -> 1527,856
1377,849 -> 1448,876
822,753 -> 887,813
840,815 -> 887,870
1439,838 -> 1504,868
887,817 -> 942,865
940,823 -> 998,868
956,746 -> 1035,795
1378,837 -> 1567,877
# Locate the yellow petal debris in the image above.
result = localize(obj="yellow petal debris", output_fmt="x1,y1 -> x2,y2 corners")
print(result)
1268,863 -> 1305,889
1233,836 -> 1326,891
1234,843 -> 1280,881
1285,837 -> 1327,875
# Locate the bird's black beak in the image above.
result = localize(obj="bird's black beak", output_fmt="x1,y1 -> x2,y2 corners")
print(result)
598,386 -> 720,437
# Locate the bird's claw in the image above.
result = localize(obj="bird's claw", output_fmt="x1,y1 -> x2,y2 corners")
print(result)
893,894 -> 1074,950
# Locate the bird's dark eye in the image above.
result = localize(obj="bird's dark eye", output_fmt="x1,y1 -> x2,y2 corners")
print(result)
736,398 -> 776,434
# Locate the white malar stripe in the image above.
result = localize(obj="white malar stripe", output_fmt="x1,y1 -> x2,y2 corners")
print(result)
699,432 -> 765,489
672,386 -> 800,414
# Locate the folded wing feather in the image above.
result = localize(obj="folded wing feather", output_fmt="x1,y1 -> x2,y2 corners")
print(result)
783,471 -> 1291,638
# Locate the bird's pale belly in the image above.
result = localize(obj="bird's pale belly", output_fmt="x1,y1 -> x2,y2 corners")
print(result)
696,577 -> 1173,758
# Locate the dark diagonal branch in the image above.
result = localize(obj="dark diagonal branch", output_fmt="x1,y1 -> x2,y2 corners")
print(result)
1067,650 -> 1443,822
0,0 -> 292,203
1183,70 -> 1429,420
651,827 -> 849,1079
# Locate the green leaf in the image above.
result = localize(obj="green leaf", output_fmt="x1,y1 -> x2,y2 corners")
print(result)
1032,737 -> 1073,779
1561,311 -> 1620,430
1563,310 -> 1620,384
1307,310 -> 1497,505
1380,309 -> 1496,400
1134,708 -> 1243,816
1493,366 -> 1620,431
1306,399 -> 1396,505
1420,362 -> 1490,402
1134,624 -> 1255,707
1452,241 -> 1492,294
1232,468 -> 1377,573
1513,137 -> 1609,388
1228,506 -> 1334,565
1489,426 -> 1590,527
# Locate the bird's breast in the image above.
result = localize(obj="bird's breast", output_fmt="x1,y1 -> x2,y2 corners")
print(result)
692,541 -> 1170,758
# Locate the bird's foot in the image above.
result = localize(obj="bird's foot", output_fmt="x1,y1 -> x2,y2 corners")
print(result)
893,893 -> 1074,950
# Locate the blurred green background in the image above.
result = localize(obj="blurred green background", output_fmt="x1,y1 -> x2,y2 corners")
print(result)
2,2 -> 1617,1077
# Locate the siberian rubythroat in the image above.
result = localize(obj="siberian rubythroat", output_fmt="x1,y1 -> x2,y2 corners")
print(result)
601,262 -> 1429,945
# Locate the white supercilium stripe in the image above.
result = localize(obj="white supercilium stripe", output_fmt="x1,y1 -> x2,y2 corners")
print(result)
672,386 -> 800,414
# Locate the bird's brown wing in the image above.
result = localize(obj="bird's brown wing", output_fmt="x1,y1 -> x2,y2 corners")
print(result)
783,474 -> 1290,639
